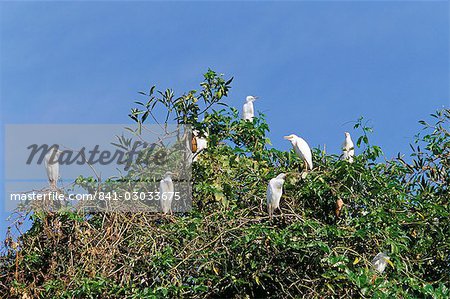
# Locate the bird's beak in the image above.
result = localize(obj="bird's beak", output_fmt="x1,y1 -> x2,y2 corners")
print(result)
253,96 -> 259,100
283,136 -> 291,140
386,258 -> 394,268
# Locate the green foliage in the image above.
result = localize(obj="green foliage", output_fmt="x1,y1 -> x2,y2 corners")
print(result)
1,71 -> 449,298
130,68 -> 232,132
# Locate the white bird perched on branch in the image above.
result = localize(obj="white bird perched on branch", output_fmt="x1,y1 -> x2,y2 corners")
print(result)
159,172 -> 175,214
242,95 -> 258,121
266,173 -> 286,219
192,130 -> 208,162
44,148 -> 62,190
342,132 -> 355,163
372,252 -> 390,273
284,134 -> 313,172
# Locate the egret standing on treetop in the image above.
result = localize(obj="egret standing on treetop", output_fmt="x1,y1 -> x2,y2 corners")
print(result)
242,95 -> 258,121
192,130 -> 208,162
44,148 -> 62,190
266,173 -> 286,220
159,172 -> 175,214
342,132 -> 355,163
284,134 -> 313,172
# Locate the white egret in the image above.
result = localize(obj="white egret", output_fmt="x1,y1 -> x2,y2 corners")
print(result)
192,130 -> 208,162
266,173 -> 286,219
284,134 -> 313,172
342,132 -> 355,163
242,96 -> 258,121
44,148 -> 62,190
159,172 -> 175,214
372,252 -> 390,273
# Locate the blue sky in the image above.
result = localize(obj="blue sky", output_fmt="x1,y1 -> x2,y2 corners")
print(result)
0,1 -> 448,240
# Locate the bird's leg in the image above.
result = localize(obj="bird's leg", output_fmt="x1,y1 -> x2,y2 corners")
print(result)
300,162 -> 310,179
278,206 -> 284,220
54,190 -> 61,210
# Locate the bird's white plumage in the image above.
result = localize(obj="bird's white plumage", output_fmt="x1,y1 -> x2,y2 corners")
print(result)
44,149 -> 61,189
242,96 -> 257,121
284,134 -> 313,170
342,132 -> 355,163
372,253 -> 390,273
193,130 -> 208,162
266,173 -> 286,219
159,172 -> 175,214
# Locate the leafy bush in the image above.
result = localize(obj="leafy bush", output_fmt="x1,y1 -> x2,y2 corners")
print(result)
1,71 -> 448,298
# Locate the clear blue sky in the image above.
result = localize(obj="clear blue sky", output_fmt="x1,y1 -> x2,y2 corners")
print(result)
1,1 -> 448,240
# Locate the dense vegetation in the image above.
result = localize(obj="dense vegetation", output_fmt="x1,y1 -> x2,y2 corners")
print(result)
1,70 -> 449,298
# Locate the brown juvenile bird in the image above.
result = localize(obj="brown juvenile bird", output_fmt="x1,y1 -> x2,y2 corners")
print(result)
335,199 -> 344,218
191,133 -> 198,153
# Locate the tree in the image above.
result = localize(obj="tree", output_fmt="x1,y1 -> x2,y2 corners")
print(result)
1,71 -> 449,298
